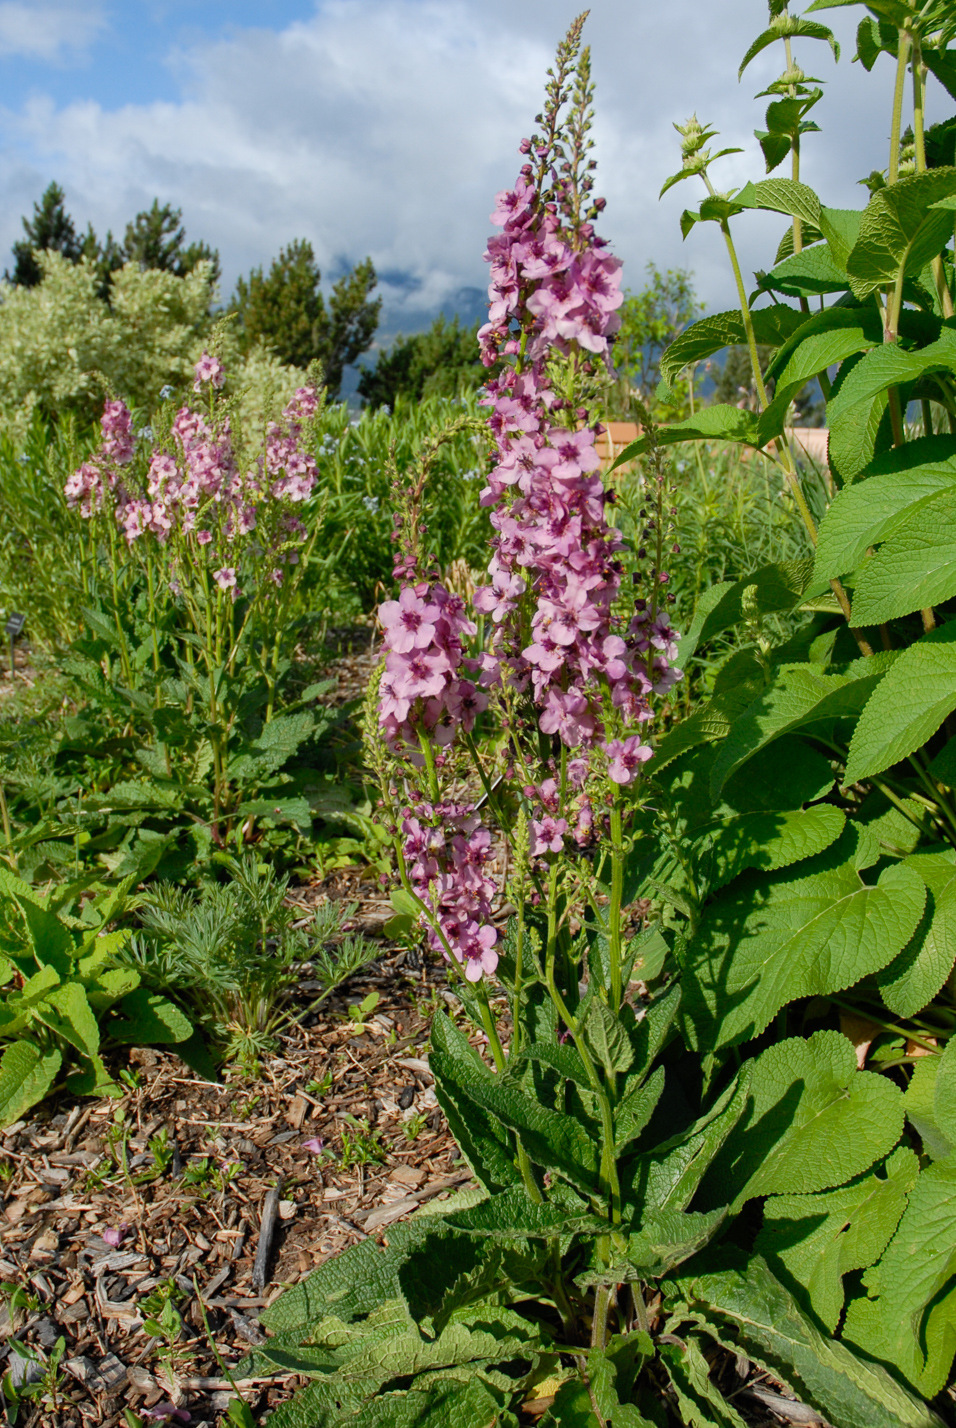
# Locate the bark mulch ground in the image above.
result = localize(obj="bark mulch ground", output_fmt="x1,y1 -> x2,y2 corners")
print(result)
1,915 -> 472,1427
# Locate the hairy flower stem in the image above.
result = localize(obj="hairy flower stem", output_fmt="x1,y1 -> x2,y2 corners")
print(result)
416,731 -> 441,805
608,796 -> 624,1011
889,34 -> 912,186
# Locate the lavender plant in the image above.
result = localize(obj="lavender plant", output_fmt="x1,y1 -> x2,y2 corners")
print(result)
247,17 -> 940,1426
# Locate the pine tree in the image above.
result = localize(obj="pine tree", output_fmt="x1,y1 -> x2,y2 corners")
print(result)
232,241 -> 380,397
121,200 -> 220,284
357,315 -> 484,408
8,182 -> 82,286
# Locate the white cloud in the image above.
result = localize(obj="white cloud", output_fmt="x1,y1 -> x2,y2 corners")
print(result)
0,0 -> 106,61
0,0 -> 951,323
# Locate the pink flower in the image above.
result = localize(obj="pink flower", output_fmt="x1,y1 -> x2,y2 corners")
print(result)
102,1223 -> 127,1248
213,567 -> 237,590
604,737 -> 653,785
530,816 -> 568,857
193,350 -> 225,390
301,1137 -> 325,1154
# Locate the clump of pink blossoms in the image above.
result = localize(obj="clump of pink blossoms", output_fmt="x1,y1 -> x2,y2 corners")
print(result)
401,802 -> 499,981
473,130 -> 681,788
65,363 -> 320,590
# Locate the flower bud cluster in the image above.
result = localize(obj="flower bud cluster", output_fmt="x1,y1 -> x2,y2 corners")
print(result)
401,801 -> 499,981
65,358 -> 319,591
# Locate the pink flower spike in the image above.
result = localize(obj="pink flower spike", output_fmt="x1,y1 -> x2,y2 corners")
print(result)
193,350 -> 225,391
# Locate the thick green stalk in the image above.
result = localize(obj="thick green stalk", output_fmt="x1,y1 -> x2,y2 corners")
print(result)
608,795 -> 624,1011
889,34 -> 912,185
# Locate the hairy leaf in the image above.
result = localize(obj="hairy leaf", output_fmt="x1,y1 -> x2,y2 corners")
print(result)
811,438 -> 956,586
0,1039 -> 62,1128
697,805 -> 846,888
577,1208 -> 728,1287
660,307 -> 806,388
843,1159 -> 956,1398
679,1252 -> 939,1428
709,664 -> 886,797
683,833 -> 926,1048
846,170 -> 956,298
756,1147 -> 918,1329
609,406 -> 761,471
850,492 -> 956,625
703,1031 -> 904,1205
845,622 -> 956,782
878,850 -> 956,1016
659,1336 -> 748,1428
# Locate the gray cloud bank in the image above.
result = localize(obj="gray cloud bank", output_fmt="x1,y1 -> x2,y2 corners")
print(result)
0,0 -> 952,336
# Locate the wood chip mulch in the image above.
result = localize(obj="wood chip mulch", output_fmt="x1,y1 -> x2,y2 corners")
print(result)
0,916 -> 476,1428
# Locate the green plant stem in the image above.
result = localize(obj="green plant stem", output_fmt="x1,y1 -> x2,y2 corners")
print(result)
0,783 -> 15,871
828,996 -> 941,1053
474,976 -> 508,1073
417,731 -> 441,804
608,793 -> 624,1011
889,34 -> 912,185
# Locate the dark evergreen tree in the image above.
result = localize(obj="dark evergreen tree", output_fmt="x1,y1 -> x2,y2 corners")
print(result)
357,315 -> 485,409
8,182 -> 82,286
232,241 -> 380,397
121,200 -> 220,284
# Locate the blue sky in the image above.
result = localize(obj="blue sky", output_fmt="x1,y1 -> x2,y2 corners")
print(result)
0,0 -> 953,345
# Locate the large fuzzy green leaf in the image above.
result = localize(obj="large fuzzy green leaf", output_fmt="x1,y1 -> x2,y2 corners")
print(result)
903,1051 -> 956,1161
763,242 -> 850,296
756,1146 -> 918,1329
659,307 -> 807,388
736,177 -> 822,226
828,332 -> 956,484
683,560 -> 813,648
682,832 -> 926,1048
108,989 -> 193,1045
695,805 -> 845,888
850,490 -> 956,624
843,1158 -> 956,1398
608,406 -> 761,470
444,1186 -> 603,1239
0,1039 -> 62,1128
702,1031 -> 904,1205
708,664 -> 887,799
878,850 -> 956,1016
35,980 -> 100,1058
659,1336 -> 748,1428
626,1071 -> 751,1215
430,1012 -> 522,1194
811,438 -> 956,587
845,622 -> 956,782
575,1208 -> 728,1287
846,169 -> 956,298
677,1252 -> 940,1428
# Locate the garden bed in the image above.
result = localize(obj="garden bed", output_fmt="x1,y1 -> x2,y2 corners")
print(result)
1,890 -> 472,1428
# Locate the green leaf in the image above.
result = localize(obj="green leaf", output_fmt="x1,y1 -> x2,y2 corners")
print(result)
704,1031 -> 905,1205
659,307 -> 806,388
763,242 -> 850,297
698,805 -> 845,888
626,1071 -> 751,1215
709,664 -> 886,797
682,833 -> 926,1049
739,16 -> 839,78
879,850 -> 956,1016
584,998 -> 633,1076
685,559 -> 813,647
736,177 -> 822,226
679,1252 -> 939,1428
0,1039 -> 62,1127
811,438 -> 956,586
760,307 -> 885,424
444,1185 -> 603,1239
261,1218 -> 450,1334
36,980 -> 100,1058
828,331 -> 956,484
608,406 -> 761,471
651,657 -> 770,774
108,989 -> 193,1045
430,1015 -> 521,1194
844,1158 -> 956,1397
846,170 -> 956,299
659,1336 -> 748,1428
850,491 -> 956,625
576,1208 -> 728,1287
615,1066 -> 666,1152
14,894 -> 75,976
756,1147 -> 918,1330
903,1052 -> 956,1160
845,622 -> 956,782
233,796 -> 312,831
